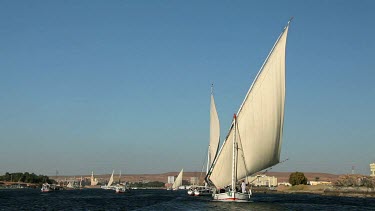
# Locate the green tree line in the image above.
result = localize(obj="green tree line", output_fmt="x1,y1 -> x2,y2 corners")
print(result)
289,172 -> 308,186
130,181 -> 165,188
0,172 -> 55,184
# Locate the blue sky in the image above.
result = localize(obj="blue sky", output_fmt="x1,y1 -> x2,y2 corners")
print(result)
1,0 -> 374,176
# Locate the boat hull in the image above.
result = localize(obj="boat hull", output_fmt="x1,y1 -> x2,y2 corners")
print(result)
213,191 -> 250,202
115,186 -> 126,193
101,185 -> 115,190
187,189 -> 194,196
194,189 -> 213,196
41,183 -> 59,192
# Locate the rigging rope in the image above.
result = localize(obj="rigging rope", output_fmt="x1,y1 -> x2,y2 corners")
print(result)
235,120 -> 250,184
199,146 -> 208,185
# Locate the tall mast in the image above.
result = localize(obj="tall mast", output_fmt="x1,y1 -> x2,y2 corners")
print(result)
206,149 -> 210,187
231,114 -> 237,191
206,84 -> 214,176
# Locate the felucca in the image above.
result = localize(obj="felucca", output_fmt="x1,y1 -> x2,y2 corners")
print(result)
191,85 -> 220,196
101,170 -> 115,190
206,19 -> 292,202
172,169 -> 183,190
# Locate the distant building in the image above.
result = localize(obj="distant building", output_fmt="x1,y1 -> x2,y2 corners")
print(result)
308,181 -> 332,186
168,176 -> 175,184
190,177 -> 198,185
278,182 -> 291,186
370,163 -> 375,177
91,171 -> 99,186
247,175 -> 277,187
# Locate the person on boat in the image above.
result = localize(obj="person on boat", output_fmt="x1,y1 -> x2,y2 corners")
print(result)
225,185 -> 231,193
241,180 -> 246,193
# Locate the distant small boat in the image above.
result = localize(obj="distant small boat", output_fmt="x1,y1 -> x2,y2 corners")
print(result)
172,169 -> 183,191
187,188 -> 194,196
41,183 -> 61,192
115,184 -> 126,193
66,181 -> 79,189
193,186 -> 212,196
114,171 -> 129,193
41,183 -> 52,192
66,176 -> 83,189
101,170 -> 115,190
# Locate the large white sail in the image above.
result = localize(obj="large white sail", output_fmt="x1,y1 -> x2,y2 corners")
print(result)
208,25 -> 289,189
107,170 -> 114,187
172,169 -> 183,189
208,87 -> 220,171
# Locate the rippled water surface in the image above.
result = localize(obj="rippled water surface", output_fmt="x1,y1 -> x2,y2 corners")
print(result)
1,189 -> 374,210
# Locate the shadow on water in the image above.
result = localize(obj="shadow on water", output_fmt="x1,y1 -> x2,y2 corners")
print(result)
1,189 -> 375,210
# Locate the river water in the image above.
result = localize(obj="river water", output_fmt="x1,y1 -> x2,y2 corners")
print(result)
0,188 -> 374,210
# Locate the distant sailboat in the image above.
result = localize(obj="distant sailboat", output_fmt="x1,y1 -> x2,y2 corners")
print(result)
101,170 -> 115,190
206,19 -> 291,202
115,170 -> 128,193
172,169 -> 183,190
191,85 -> 220,196
115,184 -> 126,193
67,181 -> 78,189
66,177 -> 82,189
207,84 -> 221,176
41,183 -> 56,192
107,170 -> 114,186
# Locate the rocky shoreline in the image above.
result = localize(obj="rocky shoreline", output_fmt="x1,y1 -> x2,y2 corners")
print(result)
324,186 -> 375,197
268,185 -> 375,198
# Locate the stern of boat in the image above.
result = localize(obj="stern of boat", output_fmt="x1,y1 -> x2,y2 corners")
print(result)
213,191 -> 250,202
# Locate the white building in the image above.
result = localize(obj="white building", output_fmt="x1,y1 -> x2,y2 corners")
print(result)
246,175 -> 278,187
370,163 -> 375,177
91,171 -> 98,186
278,182 -> 291,186
308,181 -> 332,186
190,177 -> 198,185
168,176 -> 175,184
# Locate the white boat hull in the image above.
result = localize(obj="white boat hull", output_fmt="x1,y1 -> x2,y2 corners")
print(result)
101,185 -> 115,190
213,191 -> 250,202
41,183 -> 58,192
115,189 -> 125,193
115,184 -> 127,193
187,189 -> 194,196
194,189 -> 213,196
